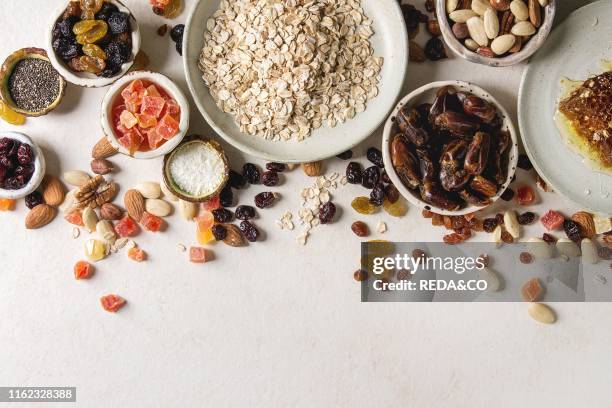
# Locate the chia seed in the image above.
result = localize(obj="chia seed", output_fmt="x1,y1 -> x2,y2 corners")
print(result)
8,58 -> 61,113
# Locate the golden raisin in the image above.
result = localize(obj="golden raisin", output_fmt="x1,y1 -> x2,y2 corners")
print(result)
351,196 -> 377,215
82,44 -> 107,60
382,197 -> 407,217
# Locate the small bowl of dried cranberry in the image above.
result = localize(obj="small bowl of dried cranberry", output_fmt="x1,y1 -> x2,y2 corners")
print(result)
47,0 -> 141,88
0,132 -> 46,200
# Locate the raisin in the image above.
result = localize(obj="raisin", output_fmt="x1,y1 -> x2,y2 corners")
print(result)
243,163 -> 260,184
380,170 -> 391,184
95,2 -> 118,20
25,191 -> 44,209
212,208 -> 233,223
369,183 -> 385,206
69,55 -> 105,74
107,12 -> 130,34
228,169 -> 246,189
517,211 -> 537,225
366,147 -> 384,167
501,230 -> 513,244
83,43 -> 107,60
99,63 -> 121,78
211,224 -> 227,241
170,24 -> 185,43
563,219 -> 581,242
517,154 -> 533,170
351,196 -> 376,214
219,185 -> 234,207
383,198 -> 407,217
443,233 -> 464,244
425,0 -> 435,12
4,175 -> 26,190
157,24 -> 169,36
175,40 -> 183,56
346,162 -> 362,184
336,150 -> 353,160
16,144 -> 33,165
105,40 -> 131,67
319,202 -> 336,224
424,37 -> 447,60
59,16 -> 79,38
483,218 -> 498,233
495,213 -> 504,225
262,171 -> 279,186
53,37 -> 81,61
384,184 -> 400,204
519,252 -> 533,264
14,165 -> 34,176
468,217 -> 484,231
254,192 -> 276,209
361,166 -> 380,189
353,269 -> 368,282
500,188 -> 515,201
239,220 -> 260,242
266,162 -> 286,172
235,205 -> 256,220
542,233 -> 557,243
351,221 -> 369,237
0,164 -> 7,185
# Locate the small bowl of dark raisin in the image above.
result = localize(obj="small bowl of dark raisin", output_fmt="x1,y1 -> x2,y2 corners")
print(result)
0,132 -> 46,200
47,0 -> 141,88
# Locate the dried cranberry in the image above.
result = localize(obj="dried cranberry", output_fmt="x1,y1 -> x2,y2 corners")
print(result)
366,147 -> 384,167
212,208 -> 233,223
265,162 -> 286,172
542,233 -> 557,243
235,205 -> 256,220
483,218 -> 498,233
336,150 -> 353,160
517,154 -> 533,170
346,162 -> 362,184
254,192 -> 276,209
0,155 -> 15,170
242,163 -> 260,184
361,166 -> 380,189
517,211 -> 537,225
424,37 -> 447,61
319,202 -> 336,224
384,184 -> 400,203
7,140 -> 20,156
500,188 -> 515,201
4,175 -> 25,190
211,224 -> 227,241
25,191 -> 44,209
219,186 -> 234,207
228,170 -> 246,189
369,183 -> 385,206
563,219 -> 581,242
262,171 -> 279,186
14,165 -> 34,176
239,220 -> 260,242
0,164 -> 7,184
0,138 -> 14,154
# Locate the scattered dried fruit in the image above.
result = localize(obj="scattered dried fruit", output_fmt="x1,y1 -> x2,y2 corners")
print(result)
318,202 -> 336,224
189,246 -> 208,263
100,294 -> 126,313
223,224 -> 246,247
254,191 -> 276,209
563,219 -> 581,242
521,278 -> 543,301
351,221 -> 369,237
128,247 -> 146,262
570,211 -> 596,239
74,260 -> 94,279
516,185 -> 536,205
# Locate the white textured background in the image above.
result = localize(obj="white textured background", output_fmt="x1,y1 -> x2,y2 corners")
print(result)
0,0 -> 610,407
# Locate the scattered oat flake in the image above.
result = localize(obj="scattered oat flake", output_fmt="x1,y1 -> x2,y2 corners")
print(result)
72,227 -> 80,239
125,240 -> 136,250
177,244 -> 186,252
377,221 -> 387,234
115,238 -> 128,250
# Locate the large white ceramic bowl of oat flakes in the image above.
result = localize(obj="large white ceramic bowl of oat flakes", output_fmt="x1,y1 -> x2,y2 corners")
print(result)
183,0 -> 408,163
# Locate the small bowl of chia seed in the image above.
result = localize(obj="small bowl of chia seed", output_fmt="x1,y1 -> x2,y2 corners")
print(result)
0,48 -> 66,117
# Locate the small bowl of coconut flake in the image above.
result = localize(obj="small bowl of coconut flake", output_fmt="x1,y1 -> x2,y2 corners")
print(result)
163,136 -> 229,202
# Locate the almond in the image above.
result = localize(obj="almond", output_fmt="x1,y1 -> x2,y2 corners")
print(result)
82,207 -> 99,232
528,0 -> 541,27
63,170 -> 91,187
302,161 -> 323,177
490,0 -> 510,10
528,303 -> 556,324
471,0 -> 491,15
510,0 -> 529,21
511,20 -> 536,36
179,199 -> 198,221
484,7 -> 499,39
537,0 -> 548,5
135,182 -> 161,199
145,199 -> 172,217
449,9 -> 477,23
571,211 -> 596,238
464,38 -> 480,51
92,136 -> 118,159
409,41 -> 426,62
491,34 -> 515,54
91,159 -> 114,175
25,204 -> 56,229
447,0 -> 459,12
42,175 -> 66,207
124,189 -> 145,222
100,203 -> 124,220
466,16 -> 488,46
223,224 -> 247,247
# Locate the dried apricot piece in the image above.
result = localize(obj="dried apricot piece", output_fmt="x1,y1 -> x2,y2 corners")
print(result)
521,278 -> 543,302
155,113 -> 179,139
541,210 -> 564,231
141,211 -> 163,232
196,212 -> 215,244
516,186 -> 536,205
114,215 -> 139,237
141,96 -> 166,118
74,260 -> 94,279
0,198 -> 16,211
128,247 -> 146,262
0,101 -> 26,126
100,294 -> 126,312
65,210 -> 84,226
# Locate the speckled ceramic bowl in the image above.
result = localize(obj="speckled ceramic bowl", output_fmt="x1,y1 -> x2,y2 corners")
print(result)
0,48 -> 66,116
46,0 -> 141,88
100,71 -> 190,159
162,137 -> 229,203
0,132 -> 46,200
436,0 -> 556,67
382,80 -> 519,216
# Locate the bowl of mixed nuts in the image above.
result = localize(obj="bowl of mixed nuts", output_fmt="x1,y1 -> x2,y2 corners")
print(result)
436,0 -> 556,67
47,0 -> 141,88
382,80 -> 519,215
